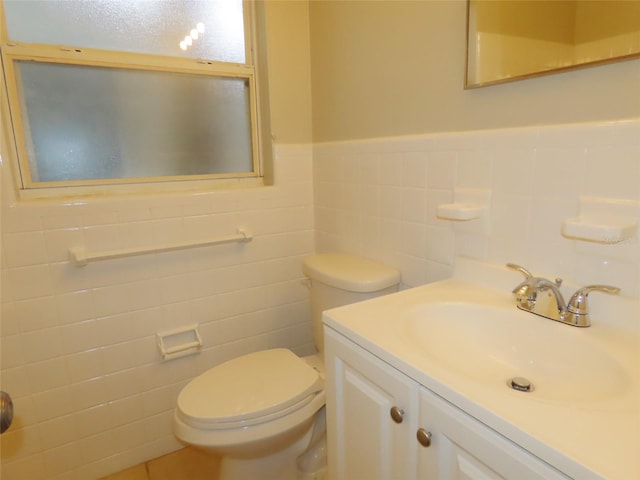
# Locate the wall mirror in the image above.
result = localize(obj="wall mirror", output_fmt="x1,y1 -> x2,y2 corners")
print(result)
466,0 -> 640,88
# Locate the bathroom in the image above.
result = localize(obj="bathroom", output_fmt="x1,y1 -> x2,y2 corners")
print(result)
0,1 -> 638,479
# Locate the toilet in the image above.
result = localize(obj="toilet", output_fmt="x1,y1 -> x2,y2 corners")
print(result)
173,253 -> 400,480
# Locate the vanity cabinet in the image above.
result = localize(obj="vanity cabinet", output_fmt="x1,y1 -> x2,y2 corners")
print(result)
325,327 -> 570,480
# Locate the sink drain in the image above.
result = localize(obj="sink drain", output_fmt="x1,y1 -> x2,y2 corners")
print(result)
507,377 -> 534,392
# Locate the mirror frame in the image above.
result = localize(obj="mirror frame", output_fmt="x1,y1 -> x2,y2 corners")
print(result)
465,0 -> 640,89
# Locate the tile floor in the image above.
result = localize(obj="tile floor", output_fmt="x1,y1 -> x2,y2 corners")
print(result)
100,448 -> 220,480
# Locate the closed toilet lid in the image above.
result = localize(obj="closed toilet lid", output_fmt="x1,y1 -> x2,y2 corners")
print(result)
177,349 -> 323,426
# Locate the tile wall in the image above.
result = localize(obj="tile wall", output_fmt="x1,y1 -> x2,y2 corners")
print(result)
313,119 -> 640,298
0,145 -> 315,479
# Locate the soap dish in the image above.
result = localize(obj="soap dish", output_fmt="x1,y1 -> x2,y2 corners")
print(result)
437,203 -> 485,221
561,217 -> 637,244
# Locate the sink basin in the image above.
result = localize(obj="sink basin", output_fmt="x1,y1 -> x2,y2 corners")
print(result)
401,302 -> 630,403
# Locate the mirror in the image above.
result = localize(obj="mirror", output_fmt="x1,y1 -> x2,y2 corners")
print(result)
466,0 -> 640,88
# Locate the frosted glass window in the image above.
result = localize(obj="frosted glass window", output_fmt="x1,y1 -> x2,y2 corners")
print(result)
3,0 -> 246,62
17,61 -> 254,183
1,0 -> 265,191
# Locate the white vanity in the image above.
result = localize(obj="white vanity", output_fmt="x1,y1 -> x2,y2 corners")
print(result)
323,259 -> 639,480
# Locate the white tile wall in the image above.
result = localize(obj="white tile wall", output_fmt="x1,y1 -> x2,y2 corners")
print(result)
0,145 -> 315,479
313,119 -> 640,298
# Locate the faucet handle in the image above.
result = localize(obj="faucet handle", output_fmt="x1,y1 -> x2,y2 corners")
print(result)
566,285 -> 620,315
506,263 -> 533,279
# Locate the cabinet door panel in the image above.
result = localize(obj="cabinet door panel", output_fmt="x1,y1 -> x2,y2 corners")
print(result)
418,387 -> 570,480
325,328 -> 418,480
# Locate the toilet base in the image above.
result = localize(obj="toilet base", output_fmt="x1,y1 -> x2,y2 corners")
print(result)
219,421 -> 314,480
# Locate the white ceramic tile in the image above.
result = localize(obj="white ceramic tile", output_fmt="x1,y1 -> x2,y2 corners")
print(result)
108,394 -> 145,428
402,151 -> 428,188
0,453 -> 47,480
65,348 -> 106,383
358,152 -> 380,185
1,302 -> 21,336
112,419 -> 147,452
151,218 -> 184,244
81,211 -> 118,227
59,319 -> 104,355
1,333 -> 25,368
488,193 -> 533,265
4,231 -> 48,267
91,284 -> 134,318
20,326 -> 65,364
425,226 -> 455,265
44,227 -> 83,263
457,150 -> 492,189
427,151 -> 457,189
341,183 -> 360,211
399,222 -> 426,258
533,147 -> 586,200
56,290 -> 95,325
1,424 -> 43,460
82,224 -> 122,253
455,232 -> 489,260
38,415 -> 79,450
74,403 -> 115,439
583,145 -> 640,200
379,186 -> 403,219
26,357 -> 70,392
4,207 -> 44,233
31,386 -> 76,423
379,152 -> 404,186
116,207 -> 152,223
0,366 -> 35,398
117,221 -> 154,250
44,442 -> 83,477
491,148 -> 535,197
401,188 -> 426,223
69,376 -> 111,411
4,264 -> 54,301
100,340 -> 148,376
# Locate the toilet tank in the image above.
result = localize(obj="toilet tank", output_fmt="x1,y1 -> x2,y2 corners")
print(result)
302,253 -> 400,353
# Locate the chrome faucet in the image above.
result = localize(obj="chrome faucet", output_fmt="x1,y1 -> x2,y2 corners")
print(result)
507,263 -> 620,327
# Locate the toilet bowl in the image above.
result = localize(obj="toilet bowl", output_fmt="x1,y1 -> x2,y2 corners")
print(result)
173,253 -> 400,480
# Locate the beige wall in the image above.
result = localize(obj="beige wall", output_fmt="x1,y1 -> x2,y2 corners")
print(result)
264,0 -> 313,144
309,0 -> 640,143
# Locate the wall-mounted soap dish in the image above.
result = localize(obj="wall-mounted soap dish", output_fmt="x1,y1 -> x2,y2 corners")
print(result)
562,196 -> 639,244
437,203 -> 485,221
437,188 -> 491,221
561,217 -> 637,244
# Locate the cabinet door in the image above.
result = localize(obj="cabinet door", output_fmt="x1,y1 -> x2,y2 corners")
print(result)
325,328 -> 419,480
417,387 -> 570,480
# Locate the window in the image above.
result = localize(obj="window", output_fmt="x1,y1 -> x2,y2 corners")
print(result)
0,0 -> 268,194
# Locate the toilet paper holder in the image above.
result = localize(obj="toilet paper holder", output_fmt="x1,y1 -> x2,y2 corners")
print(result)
157,324 -> 203,360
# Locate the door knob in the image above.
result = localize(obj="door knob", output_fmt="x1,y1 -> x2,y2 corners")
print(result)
417,428 -> 432,447
390,406 -> 405,424
0,391 -> 13,434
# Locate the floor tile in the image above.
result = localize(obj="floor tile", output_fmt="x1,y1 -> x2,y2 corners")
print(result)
147,447 -> 220,480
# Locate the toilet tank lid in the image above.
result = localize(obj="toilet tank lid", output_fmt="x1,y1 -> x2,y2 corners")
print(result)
302,253 -> 400,293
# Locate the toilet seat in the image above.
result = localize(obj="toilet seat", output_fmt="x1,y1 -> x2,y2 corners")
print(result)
177,349 -> 323,430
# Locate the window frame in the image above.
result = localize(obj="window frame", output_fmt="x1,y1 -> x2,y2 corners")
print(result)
0,1 -> 266,197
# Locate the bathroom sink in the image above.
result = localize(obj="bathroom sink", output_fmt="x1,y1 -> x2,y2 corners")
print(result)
400,302 -> 630,403
323,259 -> 640,480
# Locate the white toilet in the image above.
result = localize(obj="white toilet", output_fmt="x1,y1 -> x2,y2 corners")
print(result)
173,253 -> 400,480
